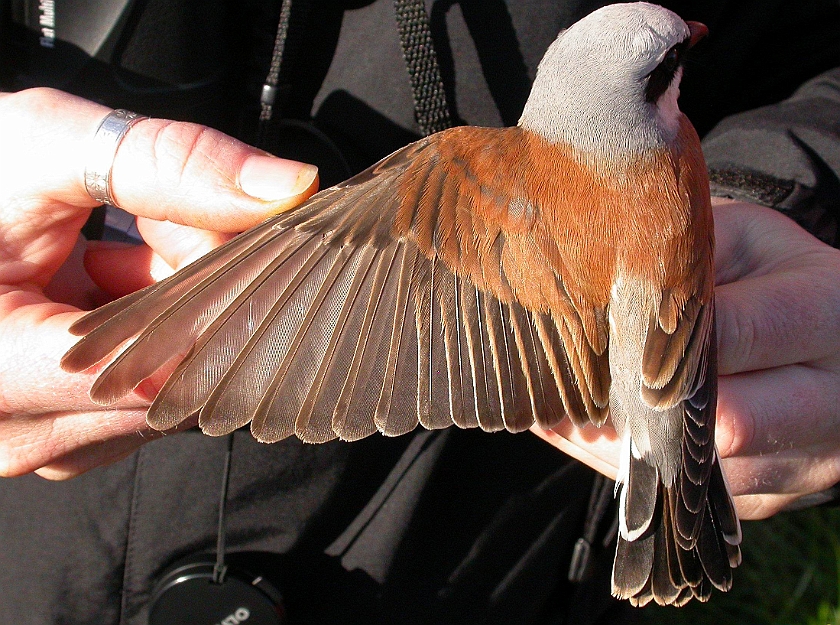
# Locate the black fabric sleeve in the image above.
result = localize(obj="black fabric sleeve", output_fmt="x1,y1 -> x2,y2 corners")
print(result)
701,67 -> 840,246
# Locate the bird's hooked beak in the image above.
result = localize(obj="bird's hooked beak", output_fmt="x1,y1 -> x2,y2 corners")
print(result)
686,21 -> 709,48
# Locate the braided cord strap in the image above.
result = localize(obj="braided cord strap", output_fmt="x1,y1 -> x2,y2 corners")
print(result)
393,0 -> 453,135
260,0 -> 294,123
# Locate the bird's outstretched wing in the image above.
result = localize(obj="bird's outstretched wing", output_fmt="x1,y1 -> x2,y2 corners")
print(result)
61,126 -> 610,443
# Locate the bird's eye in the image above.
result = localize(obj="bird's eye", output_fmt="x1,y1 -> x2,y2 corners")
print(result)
644,44 -> 686,103
662,47 -> 680,72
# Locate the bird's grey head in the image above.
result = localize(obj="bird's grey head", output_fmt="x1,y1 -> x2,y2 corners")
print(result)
519,3 -> 699,159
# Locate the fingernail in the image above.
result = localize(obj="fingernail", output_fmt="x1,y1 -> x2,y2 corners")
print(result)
239,155 -> 318,201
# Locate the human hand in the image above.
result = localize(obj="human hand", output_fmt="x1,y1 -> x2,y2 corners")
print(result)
0,87 -> 318,480
533,198 -> 840,520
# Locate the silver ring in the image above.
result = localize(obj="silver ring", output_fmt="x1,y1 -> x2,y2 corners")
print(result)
84,109 -> 149,206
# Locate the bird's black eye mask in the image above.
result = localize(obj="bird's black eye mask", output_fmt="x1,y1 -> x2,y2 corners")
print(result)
644,38 -> 690,103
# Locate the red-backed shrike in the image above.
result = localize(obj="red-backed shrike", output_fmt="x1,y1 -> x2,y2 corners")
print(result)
63,2 -> 740,606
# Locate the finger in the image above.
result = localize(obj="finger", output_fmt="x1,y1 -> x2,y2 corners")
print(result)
0,302 -> 150,415
35,435 -> 148,480
732,493 -> 803,521
723,449 -> 840,501
712,199 -> 812,284
33,412 -> 200,480
136,217 -> 232,274
43,234 -> 105,308
713,203 -> 840,374
0,89 -> 319,291
715,265 -> 840,375
716,365 -> 840,459
83,241 -> 157,298
0,88 -> 319,231
0,88 -> 110,207
109,118 -> 319,231
714,366 -> 840,499
30,412 -> 198,480
82,218 -> 228,297
530,422 -> 621,480
0,408 -> 150,477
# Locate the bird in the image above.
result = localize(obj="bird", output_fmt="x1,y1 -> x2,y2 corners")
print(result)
62,2 -> 741,607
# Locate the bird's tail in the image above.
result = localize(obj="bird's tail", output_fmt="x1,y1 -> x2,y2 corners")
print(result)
611,449 -> 741,606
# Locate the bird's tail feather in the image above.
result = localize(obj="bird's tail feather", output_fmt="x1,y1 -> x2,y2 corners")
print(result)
612,451 -> 741,606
